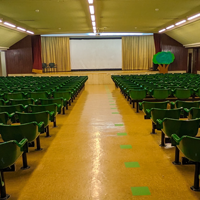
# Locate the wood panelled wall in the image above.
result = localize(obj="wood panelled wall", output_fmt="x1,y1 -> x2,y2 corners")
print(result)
6,36 -> 33,74
161,34 -> 187,71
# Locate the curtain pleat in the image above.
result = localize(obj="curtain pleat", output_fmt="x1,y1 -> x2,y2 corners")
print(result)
41,37 -> 71,71
122,36 -> 155,70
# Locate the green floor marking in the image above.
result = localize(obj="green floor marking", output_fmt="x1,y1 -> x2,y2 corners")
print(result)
115,124 -> 123,126
109,101 -> 114,102
117,133 -> 127,136
120,145 -> 132,149
131,187 -> 151,196
112,112 -> 119,114
125,162 -> 140,168
110,104 -> 115,105
111,108 -> 117,109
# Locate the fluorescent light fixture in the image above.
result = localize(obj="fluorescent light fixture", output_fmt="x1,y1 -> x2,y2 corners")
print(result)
88,0 -> 93,4
4,22 -> 16,28
159,29 -> 166,33
166,25 -> 174,30
92,22 -> 96,27
89,5 -> 94,14
0,20 -> 2,23
26,30 -> 34,34
100,33 -> 143,36
175,20 -> 186,26
93,26 -> 96,30
188,13 -> 200,20
17,27 -> 26,32
91,15 -> 95,22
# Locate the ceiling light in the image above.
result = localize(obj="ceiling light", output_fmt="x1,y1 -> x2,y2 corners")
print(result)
35,9 -> 39,12
188,13 -> 200,20
175,20 -> 186,26
100,33 -> 143,36
91,15 -> 95,22
26,30 -> 34,34
17,27 -> 26,31
166,25 -> 174,30
159,29 -> 166,33
0,20 -> 2,23
89,6 -> 94,14
93,26 -> 96,30
92,22 -> 96,27
4,22 -> 16,28
88,0 -> 93,4
155,8 -> 159,11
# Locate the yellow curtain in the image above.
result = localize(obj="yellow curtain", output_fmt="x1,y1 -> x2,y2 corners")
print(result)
122,36 -> 155,70
41,37 -> 71,71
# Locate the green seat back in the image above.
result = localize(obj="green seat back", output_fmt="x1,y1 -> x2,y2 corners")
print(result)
17,111 -> 50,127
174,89 -> 191,99
129,89 -> 146,100
0,122 -> 40,142
53,91 -> 71,101
175,101 -> 200,109
4,92 -> 24,100
151,108 -> 181,124
28,92 -> 49,99
188,107 -> 200,119
10,99 -> 34,106
40,98 -> 63,107
177,136 -> 200,162
0,140 -> 23,169
162,118 -> 200,138
0,104 -> 25,114
0,112 -> 10,124
29,104 -> 57,114
142,101 -> 169,114
152,89 -> 169,99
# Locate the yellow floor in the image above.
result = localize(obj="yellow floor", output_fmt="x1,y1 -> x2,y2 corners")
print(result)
4,84 -> 200,199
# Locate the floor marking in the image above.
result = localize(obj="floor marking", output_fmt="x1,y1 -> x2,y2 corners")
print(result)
125,162 -> 140,168
131,187 -> 151,196
120,145 -> 132,149
112,112 -> 119,114
111,108 -> 117,109
117,133 -> 127,136
115,124 -> 123,126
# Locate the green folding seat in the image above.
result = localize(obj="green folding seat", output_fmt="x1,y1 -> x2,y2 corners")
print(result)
171,134 -> 200,191
39,98 -> 65,114
150,89 -> 170,99
0,104 -> 28,122
139,101 -> 169,119
173,88 -> 192,99
157,118 -> 200,164
186,107 -> 200,119
28,104 -> 58,127
0,139 -> 28,199
4,92 -> 27,100
170,100 -> 200,117
9,98 -> 35,107
129,89 -> 147,112
17,111 -> 51,137
0,112 -> 14,124
148,108 -> 182,134
52,91 -> 71,109
0,99 -> 7,105
0,122 -> 44,151
27,91 -> 51,102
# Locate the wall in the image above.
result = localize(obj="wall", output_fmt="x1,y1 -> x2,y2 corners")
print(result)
161,34 -> 188,71
5,36 -> 33,74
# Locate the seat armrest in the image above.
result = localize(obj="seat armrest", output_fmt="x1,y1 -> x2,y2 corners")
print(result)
171,134 -> 181,146
170,102 -> 176,109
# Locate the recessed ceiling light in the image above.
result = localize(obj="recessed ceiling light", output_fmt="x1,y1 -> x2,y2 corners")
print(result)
175,20 -> 186,26
26,30 -> 34,34
159,29 -> 166,33
59,28 -> 61,30
166,25 -> 174,29
91,15 -> 95,22
135,27 -> 137,29
89,5 -> 94,14
188,13 -> 200,20
0,20 -> 2,23
155,8 -> 159,11
17,27 -> 26,31
88,0 -> 93,4
35,9 -> 39,12
4,22 -> 16,28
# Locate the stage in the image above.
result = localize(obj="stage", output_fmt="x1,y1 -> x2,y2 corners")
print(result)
8,70 -> 186,84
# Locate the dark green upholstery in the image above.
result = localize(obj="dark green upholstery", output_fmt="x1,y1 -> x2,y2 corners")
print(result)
186,107 -> 200,119
151,89 -> 170,99
173,88 -> 192,99
129,89 -> 146,100
17,111 -> 51,137
171,134 -> 200,191
0,112 -> 14,124
4,92 -> 26,100
52,91 -> 71,109
0,139 -> 28,199
139,101 -> 169,119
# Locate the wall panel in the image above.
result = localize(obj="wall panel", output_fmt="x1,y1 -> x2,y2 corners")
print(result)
6,36 -> 33,74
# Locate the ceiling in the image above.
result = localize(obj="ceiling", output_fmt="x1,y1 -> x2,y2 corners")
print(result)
0,0 -> 200,47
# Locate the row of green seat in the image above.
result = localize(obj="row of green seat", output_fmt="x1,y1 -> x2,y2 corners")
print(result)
0,76 -> 88,199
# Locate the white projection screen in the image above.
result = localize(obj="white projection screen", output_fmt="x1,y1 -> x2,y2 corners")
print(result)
70,39 -> 122,70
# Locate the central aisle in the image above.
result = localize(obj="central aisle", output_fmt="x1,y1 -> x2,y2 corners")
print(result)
17,85 -> 200,200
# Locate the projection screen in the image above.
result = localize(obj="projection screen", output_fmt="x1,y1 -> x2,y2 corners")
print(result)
70,39 -> 122,70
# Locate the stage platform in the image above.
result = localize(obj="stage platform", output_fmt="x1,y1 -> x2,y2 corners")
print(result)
8,70 -> 185,84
